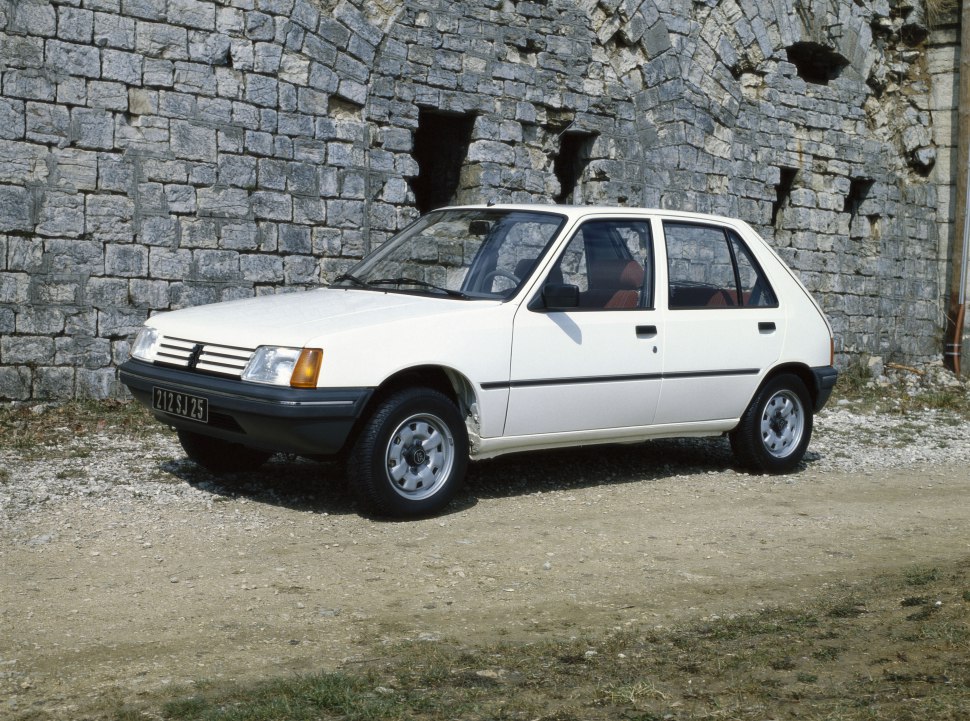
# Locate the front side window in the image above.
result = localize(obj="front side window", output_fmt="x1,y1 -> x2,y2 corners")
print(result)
664,222 -> 777,309
544,219 -> 653,309
334,208 -> 566,299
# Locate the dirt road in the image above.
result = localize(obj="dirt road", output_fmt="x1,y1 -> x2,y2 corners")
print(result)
2,415 -> 970,718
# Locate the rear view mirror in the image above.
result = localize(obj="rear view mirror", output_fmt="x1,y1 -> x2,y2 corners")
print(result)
542,283 -> 580,310
468,220 -> 490,236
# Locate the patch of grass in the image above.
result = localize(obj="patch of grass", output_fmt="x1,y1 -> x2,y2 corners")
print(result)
0,400 -> 157,455
832,360 -> 970,419
98,559 -> 970,721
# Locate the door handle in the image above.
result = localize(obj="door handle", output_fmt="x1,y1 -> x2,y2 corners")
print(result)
636,325 -> 657,337
758,322 -> 776,332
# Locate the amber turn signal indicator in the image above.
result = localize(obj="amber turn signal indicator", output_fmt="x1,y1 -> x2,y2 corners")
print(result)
290,348 -> 323,388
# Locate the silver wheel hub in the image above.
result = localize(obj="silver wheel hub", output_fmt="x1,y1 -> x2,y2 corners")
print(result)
759,390 -> 804,459
385,413 -> 455,500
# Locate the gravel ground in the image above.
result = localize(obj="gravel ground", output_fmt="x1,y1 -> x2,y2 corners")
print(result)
2,372 -> 970,528
2,365 -> 970,718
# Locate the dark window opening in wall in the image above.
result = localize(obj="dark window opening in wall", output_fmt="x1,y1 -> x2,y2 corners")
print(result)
844,177 -> 874,219
555,132 -> 597,204
410,110 -> 476,214
771,167 -> 798,227
786,42 -> 849,85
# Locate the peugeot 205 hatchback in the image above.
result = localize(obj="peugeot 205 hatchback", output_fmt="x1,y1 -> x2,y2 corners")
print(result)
120,205 -> 838,517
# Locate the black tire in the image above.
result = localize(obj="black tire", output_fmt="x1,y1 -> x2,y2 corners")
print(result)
348,387 -> 468,518
730,373 -> 813,474
177,430 -> 272,474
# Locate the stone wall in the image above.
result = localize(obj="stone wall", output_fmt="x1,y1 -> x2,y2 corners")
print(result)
0,0 -> 960,400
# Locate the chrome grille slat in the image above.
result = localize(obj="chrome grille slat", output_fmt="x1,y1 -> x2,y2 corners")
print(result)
156,336 -> 256,378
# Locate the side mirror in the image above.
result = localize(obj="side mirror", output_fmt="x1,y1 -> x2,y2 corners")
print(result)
542,283 -> 580,310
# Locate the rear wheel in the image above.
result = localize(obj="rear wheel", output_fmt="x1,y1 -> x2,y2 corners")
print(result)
730,373 -> 813,474
348,387 -> 468,518
177,430 -> 272,473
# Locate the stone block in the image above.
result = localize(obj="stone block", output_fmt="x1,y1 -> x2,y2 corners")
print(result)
169,0 -> 215,30
8,1 -> 56,36
94,12 -> 136,49
149,246 -> 192,279
0,367 -> 32,401
55,336 -> 113,369
97,306 -> 149,338
105,243 -> 149,276
0,271 -> 30,303
179,217 -> 218,248
136,21 -> 188,59
76,367 -> 119,399
278,223 -> 310,254
221,222 -> 259,250
143,58 -> 174,86
240,252 -> 283,282
218,154 -> 257,188
48,40 -> 102,79
87,81 -> 129,111
45,238 -> 104,274
129,278 -> 171,307
0,98 -> 26,140
1,335 -> 54,364
71,108 -> 114,149
193,249 -> 239,281
170,119 -> 217,162
123,0 -> 166,21
245,12 -> 275,41
87,276 -> 129,307
34,190 -> 84,238
3,69 -> 57,101
283,254 -> 317,284
16,306 -> 67,334
197,187 -> 249,217
251,190 -> 292,220
58,6 -> 95,42
245,74 -> 278,106
102,49 -> 143,85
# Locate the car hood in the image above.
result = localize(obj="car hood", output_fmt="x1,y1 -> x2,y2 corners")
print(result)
146,288 -> 500,348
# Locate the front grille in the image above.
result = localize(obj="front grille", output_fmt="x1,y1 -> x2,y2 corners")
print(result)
155,336 -> 255,378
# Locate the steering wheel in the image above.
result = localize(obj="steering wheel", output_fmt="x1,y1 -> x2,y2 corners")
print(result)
481,269 -> 521,289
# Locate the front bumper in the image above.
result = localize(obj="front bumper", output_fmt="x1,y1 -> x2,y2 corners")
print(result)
811,365 -> 839,412
119,359 -> 374,456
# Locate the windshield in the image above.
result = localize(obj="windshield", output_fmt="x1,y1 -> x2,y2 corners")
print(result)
332,208 -> 567,299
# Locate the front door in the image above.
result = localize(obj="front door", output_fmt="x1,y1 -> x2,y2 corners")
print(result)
504,218 -> 663,437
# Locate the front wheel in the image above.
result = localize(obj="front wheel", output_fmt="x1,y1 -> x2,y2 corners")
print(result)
348,387 -> 468,518
730,374 -> 813,474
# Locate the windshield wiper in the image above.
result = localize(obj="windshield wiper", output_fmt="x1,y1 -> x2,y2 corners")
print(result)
367,277 -> 468,299
332,273 -> 372,288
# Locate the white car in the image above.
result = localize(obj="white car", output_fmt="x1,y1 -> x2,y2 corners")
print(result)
120,205 -> 838,517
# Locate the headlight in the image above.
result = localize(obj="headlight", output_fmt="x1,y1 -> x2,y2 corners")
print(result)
130,327 -> 161,362
242,347 -> 323,387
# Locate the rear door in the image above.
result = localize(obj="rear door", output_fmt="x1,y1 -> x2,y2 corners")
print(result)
504,217 -> 663,436
655,220 -> 784,425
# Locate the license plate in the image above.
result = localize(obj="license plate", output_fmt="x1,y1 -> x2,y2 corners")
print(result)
152,387 -> 208,423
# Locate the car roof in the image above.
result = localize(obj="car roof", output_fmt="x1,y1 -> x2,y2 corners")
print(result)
446,203 -> 755,229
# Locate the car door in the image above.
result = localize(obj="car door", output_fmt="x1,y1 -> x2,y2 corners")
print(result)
504,218 -> 663,437
655,219 -> 785,425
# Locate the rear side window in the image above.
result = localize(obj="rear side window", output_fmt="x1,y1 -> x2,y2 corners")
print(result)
664,221 -> 777,309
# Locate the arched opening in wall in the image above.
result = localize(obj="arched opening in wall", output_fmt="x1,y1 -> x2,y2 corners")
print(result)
554,132 -> 597,204
785,42 -> 849,85
772,167 -> 798,228
409,109 -> 476,214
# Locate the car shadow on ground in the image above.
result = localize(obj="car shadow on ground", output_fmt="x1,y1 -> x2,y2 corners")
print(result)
159,436 -> 822,519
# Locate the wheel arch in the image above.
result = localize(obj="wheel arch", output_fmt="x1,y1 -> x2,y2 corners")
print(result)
343,365 -> 478,453
761,362 -> 818,407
